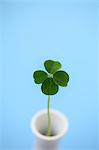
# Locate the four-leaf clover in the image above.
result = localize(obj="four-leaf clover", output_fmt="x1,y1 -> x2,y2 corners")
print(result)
33,60 -> 69,95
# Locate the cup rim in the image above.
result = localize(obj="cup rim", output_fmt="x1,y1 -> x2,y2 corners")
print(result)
31,109 -> 69,141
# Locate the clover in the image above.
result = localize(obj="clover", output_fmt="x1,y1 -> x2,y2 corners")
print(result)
33,60 -> 69,136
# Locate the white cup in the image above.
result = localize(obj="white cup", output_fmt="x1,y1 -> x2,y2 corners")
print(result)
31,109 -> 69,150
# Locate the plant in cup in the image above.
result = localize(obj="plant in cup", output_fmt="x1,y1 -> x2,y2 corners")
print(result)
33,60 -> 69,136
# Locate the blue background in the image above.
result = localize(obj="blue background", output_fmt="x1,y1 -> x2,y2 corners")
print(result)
0,0 -> 98,150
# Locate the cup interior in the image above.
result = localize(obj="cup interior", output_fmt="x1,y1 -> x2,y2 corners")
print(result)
31,110 -> 69,140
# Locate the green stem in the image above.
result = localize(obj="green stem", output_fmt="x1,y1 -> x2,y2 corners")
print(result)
47,95 -> 51,136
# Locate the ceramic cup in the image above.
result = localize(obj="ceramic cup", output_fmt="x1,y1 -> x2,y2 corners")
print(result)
31,109 -> 69,150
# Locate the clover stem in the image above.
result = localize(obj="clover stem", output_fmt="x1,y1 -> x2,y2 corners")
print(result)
47,95 -> 51,136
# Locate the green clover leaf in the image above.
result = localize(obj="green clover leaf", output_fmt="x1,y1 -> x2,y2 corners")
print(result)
41,78 -> 59,95
44,60 -> 61,74
53,71 -> 69,87
33,70 -> 48,84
